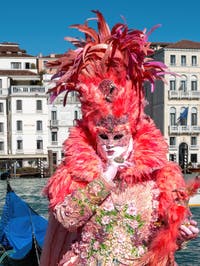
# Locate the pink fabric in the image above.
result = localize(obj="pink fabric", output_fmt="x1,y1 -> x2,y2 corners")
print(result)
40,213 -> 79,266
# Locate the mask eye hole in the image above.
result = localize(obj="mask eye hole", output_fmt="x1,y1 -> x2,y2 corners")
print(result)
113,134 -> 123,140
99,134 -> 109,140
109,84 -> 116,94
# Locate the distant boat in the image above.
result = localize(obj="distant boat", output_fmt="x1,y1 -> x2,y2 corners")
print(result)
0,182 -> 47,266
0,171 -> 10,181
17,172 -> 41,179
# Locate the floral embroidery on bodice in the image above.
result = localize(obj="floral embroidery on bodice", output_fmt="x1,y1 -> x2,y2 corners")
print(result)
71,180 -> 160,265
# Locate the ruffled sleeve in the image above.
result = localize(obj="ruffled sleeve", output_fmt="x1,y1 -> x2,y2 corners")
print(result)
54,178 -> 110,231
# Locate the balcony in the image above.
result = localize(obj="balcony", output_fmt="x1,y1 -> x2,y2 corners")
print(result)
168,90 -> 200,99
9,86 -> 46,95
169,125 -> 200,134
51,141 -> 58,146
190,145 -> 199,150
16,149 -> 24,154
169,145 -> 178,150
36,149 -> 44,154
49,119 -> 73,128
0,88 -> 8,96
50,120 -> 58,127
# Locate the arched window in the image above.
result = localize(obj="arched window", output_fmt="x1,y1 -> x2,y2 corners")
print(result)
191,75 -> 198,91
170,107 -> 176,125
191,107 -> 197,126
180,75 -> 187,91
179,107 -> 188,126
169,76 -> 176,91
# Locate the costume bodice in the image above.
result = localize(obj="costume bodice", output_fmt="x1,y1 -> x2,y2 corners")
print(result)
71,180 -> 160,265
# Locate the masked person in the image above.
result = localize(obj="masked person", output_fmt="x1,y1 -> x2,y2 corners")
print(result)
40,11 -> 199,266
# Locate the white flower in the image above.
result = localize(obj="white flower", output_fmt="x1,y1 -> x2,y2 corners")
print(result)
126,202 -> 137,216
101,215 -> 111,225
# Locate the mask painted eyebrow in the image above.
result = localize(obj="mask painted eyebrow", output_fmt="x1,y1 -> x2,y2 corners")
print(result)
113,134 -> 124,140
99,133 -> 109,140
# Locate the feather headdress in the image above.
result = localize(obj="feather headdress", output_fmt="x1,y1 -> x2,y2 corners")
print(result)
47,10 -> 167,136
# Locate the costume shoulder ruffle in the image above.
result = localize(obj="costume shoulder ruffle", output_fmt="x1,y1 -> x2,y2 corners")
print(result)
43,125 -> 102,208
120,116 -> 169,183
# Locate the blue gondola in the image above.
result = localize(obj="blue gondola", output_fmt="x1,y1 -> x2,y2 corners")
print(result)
0,182 -> 47,266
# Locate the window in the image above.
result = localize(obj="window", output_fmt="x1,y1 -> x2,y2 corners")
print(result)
51,110 -> 58,126
74,110 -> 78,120
36,120 -> 43,131
16,120 -> 23,131
0,102 -> 4,113
0,79 -> 2,88
25,62 -> 30,69
191,107 -> 197,126
169,154 -> 176,162
16,100 -> 22,111
170,107 -> 176,126
36,100 -> 42,111
169,137 -> 176,146
181,55 -> 186,66
11,62 -> 21,69
36,139 -> 43,150
191,154 -> 197,163
52,152 -> 57,165
17,140 -> 23,150
191,80 -> 197,91
191,55 -> 197,66
51,110 -> 57,120
0,122 -> 3,133
170,80 -> 176,91
43,60 -> 48,68
180,80 -> 187,91
179,75 -> 187,91
191,136 -> 197,146
0,141 -> 4,151
179,107 -> 188,126
51,132 -> 57,142
170,55 -> 176,65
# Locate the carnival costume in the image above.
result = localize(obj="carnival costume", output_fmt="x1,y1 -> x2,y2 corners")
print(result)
40,11 -> 199,266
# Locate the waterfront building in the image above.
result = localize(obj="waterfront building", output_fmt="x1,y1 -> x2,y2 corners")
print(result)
0,44 -> 81,171
37,54 -> 81,166
145,40 -> 200,171
0,42 -> 48,168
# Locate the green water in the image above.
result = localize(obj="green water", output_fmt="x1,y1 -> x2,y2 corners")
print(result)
0,178 -> 200,265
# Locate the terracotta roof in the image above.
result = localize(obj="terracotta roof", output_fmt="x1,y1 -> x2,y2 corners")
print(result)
0,70 -> 38,76
166,40 -> 200,49
0,52 -> 33,58
151,42 -> 172,47
0,42 -> 33,57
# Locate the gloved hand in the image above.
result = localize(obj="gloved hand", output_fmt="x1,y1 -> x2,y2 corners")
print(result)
177,219 -> 199,249
179,219 -> 199,240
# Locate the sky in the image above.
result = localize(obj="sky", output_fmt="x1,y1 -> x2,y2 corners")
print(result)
1,0 -> 200,56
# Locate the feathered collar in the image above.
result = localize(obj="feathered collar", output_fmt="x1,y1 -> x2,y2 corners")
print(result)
62,115 -> 168,185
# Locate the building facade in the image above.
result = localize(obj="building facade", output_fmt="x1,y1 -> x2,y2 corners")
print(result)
0,43 -> 82,171
0,42 -> 49,169
37,54 -> 81,166
146,40 -> 200,170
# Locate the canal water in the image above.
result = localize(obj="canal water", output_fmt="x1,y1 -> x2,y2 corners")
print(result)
0,178 -> 200,266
